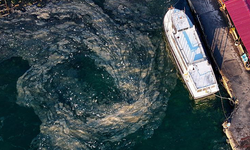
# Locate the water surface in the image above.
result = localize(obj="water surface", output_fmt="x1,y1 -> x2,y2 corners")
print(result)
0,0 -> 232,149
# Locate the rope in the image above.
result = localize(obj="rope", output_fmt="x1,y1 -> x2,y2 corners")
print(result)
172,0 -> 180,7
217,92 -> 228,119
227,102 -> 239,121
214,94 -> 230,100
214,93 -> 235,104
215,92 -> 238,121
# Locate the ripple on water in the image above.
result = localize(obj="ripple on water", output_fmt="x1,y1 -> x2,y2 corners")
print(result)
0,0 -> 176,149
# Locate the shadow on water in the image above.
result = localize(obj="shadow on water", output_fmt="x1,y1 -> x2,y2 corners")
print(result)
189,0 -> 231,70
0,57 -> 41,150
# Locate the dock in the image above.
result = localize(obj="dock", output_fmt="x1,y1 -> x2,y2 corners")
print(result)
187,0 -> 250,149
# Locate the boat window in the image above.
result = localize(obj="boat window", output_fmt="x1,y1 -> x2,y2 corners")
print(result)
197,89 -> 202,92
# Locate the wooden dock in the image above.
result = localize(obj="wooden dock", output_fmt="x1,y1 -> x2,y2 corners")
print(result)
187,0 -> 250,149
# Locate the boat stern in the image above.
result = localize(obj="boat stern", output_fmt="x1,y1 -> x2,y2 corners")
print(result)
192,84 -> 219,99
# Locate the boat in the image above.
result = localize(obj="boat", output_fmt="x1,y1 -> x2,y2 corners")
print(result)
163,8 -> 219,99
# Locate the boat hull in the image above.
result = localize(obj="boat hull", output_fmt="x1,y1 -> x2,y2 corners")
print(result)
163,8 -> 219,99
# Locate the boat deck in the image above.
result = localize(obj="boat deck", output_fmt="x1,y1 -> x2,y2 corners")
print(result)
189,61 -> 216,89
164,8 -> 219,98
173,15 -> 216,90
175,28 -> 205,64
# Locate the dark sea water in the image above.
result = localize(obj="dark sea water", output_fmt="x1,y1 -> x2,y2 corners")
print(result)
0,0 -> 232,149
0,58 -> 41,149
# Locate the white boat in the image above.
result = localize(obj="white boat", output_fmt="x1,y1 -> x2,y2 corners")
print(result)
163,8 -> 219,99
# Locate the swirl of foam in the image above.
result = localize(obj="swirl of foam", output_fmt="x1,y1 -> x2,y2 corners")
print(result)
0,0 -> 176,149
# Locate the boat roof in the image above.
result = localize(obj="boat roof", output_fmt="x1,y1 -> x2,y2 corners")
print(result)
171,9 -> 206,64
189,61 -> 216,89
171,9 -> 216,89
224,0 -> 250,58
172,9 -> 193,31
175,27 -> 206,64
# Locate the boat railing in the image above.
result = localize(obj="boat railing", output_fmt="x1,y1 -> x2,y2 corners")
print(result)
171,36 -> 188,71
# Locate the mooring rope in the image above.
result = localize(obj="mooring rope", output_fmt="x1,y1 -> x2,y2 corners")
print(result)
216,92 -> 228,119
215,92 -> 238,121
214,93 -> 235,104
173,0 -> 180,7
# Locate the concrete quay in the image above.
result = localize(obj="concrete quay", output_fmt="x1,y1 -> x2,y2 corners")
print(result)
187,0 -> 250,149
